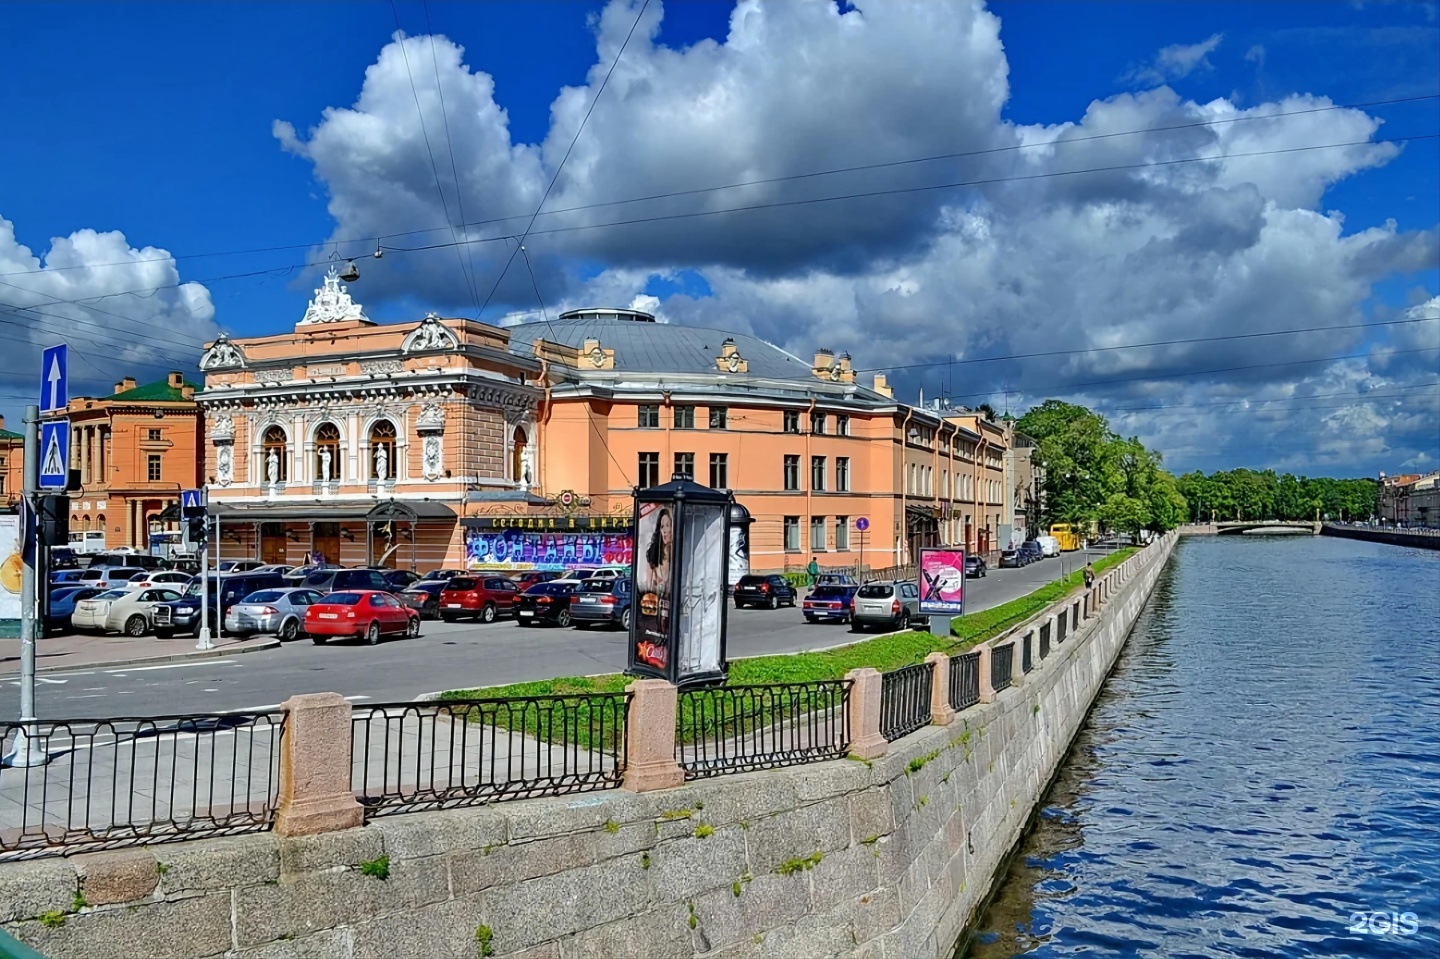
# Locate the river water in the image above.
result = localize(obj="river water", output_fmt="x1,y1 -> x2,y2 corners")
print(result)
959,534 -> 1440,958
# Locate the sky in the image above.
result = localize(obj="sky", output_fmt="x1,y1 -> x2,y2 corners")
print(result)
1,0 -> 1436,478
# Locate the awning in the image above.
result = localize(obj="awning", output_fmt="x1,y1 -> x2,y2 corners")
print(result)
462,514 -> 633,531
905,504 -> 941,519
156,503 -> 182,523
208,500 -> 456,523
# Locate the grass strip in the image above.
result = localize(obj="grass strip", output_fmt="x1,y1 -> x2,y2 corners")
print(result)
439,548 -> 1135,752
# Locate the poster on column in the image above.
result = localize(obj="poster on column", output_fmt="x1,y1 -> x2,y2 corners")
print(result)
675,503 -> 726,679
632,502 -> 673,670
917,547 -> 966,616
0,514 -> 21,637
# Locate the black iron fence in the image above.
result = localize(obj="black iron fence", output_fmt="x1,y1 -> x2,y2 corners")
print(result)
948,650 -> 980,712
991,643 -> 1015,692
1039,621 -> 1051,659
1057,612 -> 1068,642
355,694 -> 629,817
676,681 -> 850,779
1072,602 -> 1080,631
880,662 -> 934,742
0,712 -> 284,861
1021,632 -> 1034,673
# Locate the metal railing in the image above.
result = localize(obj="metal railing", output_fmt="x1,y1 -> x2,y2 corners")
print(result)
1057,612 -> 1068,642
353,694 -> 629,816
676,681 -> 851,779
1021,632 -> 1034,673
1039,621 -> 1051,659
948,650 -> 980,712
880,662 -> 934,742
0,711 -> 284,861
991,643 -> 1015,692
1072,602 -> 1080,631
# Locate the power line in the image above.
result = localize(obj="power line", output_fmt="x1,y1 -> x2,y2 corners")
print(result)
1111,391 -> 1440,417
3,92 -> 1432,280
1106,382 -> 1440,413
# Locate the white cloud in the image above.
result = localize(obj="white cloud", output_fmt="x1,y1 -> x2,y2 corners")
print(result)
1125,33 -> 1224,87
274,0 -> 1437,475
0,216 -> 217,404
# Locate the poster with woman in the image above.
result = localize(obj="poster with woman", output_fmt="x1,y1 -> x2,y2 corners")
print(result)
633,502 -> 674,670
675,503 -> 726,679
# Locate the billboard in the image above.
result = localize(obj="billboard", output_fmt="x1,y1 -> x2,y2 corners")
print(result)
633,501 -> 673,671
464,529 -> 633,570
1,514 -> 21,637
918,547 -> 965,616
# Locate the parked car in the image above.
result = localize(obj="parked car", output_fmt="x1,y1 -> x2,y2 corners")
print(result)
571,577 -> 633,630
733,574 -> 798,609
49,569 -> 87,587
964,556 -> 987,578
378,569 -> 421,591
438,575 -> 521,623
305,590 -> 420,645
283,563 -> 340,584
1020,541 -> 1044,564
73,587 -> 185,636
89,552 -> 167,571
511,571 -> 564,590
125,570 -> 193,591
419,568 -> 467,583
577,567 -> 630,583
76,566 -> 147,590
396,581 -> 446,619
999,549 -> 1025,569
45,586 -> 106,631
224,588 -> 324,641
299,567 -> 392,594
48,548 -> 81,570
812,573 -> 858,588
252,564 -> 294,576
803,584 -> 858,624
514,581 -> 579,627
154,571 -> 288,637
218,560 -> 266,573
1036,535 -> 1061,557
849,581 -> 921,633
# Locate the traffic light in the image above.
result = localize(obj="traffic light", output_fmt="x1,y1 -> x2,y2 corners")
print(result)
187,515 -> 208,546
37,494 -> 69,549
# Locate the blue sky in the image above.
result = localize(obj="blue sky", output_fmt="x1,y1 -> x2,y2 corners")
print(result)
1,0 -> 1436,474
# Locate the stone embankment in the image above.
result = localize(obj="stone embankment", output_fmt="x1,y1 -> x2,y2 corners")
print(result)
0,536 -> 1176,959
1321,523 -> 1440,551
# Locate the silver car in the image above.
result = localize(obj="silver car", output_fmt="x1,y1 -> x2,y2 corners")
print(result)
850,581 -> 922,633
224,588 -> 323,641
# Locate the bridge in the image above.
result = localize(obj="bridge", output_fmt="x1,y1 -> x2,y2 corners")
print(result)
1181,520 -> 1321,535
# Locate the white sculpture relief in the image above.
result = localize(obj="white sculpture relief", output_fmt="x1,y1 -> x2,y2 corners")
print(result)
374,445 -> 389,483
416,403 -> 446,431
319,447 -> 333,484
216,445 -> 233,486
520,443 -> 536,492
266,448 -> 280,486
299,267 -> 367,325
210,414 -> 236,441
423,435 -> 443,480
200,336 -> 246,370
402,314 -> 460,353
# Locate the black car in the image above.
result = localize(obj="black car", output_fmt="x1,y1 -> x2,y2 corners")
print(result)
397,581 -> 447,619
964,555 -> 987,578
300,568 -> 392,594
571,578 -> 632,630
154,572 -> 287,637
514,581 -> 579,627
999,549 -> 1025,568
1020,541 -> 1044,564
420,568 -> 467,583
378,569 -> 421,591
733,574 -> 798,609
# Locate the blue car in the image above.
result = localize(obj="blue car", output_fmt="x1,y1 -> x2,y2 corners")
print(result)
46,586 -> 106,631
803,584 -> 860,624
49,569 -> 87,587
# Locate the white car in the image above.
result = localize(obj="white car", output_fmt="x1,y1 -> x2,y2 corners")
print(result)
124,570 -> 194,591
71,587 -> 185,636
1036,536 -> 1061,557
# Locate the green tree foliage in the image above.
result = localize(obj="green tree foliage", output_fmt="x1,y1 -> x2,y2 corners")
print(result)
1175,469 -> 1378,522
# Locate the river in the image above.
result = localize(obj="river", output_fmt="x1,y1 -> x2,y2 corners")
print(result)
959,534 -> 1440,958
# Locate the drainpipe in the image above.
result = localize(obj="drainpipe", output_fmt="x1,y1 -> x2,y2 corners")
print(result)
806,398 -> 816,566
976,424 -> 990,557
900,406 -> 913,567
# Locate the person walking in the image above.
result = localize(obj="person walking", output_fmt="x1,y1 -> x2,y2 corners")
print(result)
806,556 -> 820,586
1083,561 -> 1095,589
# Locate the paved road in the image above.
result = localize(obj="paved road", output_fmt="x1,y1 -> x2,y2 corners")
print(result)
2,552 -> 1109,719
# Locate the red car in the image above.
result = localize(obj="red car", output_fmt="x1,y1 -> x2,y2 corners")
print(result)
438,575 -> 522,623
305,590 -> 420,645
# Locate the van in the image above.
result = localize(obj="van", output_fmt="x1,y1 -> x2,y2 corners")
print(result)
1036,536 -> 1060,557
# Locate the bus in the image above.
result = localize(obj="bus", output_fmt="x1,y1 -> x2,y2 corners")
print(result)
1048,523 -> 1082,552
68,530 -> 107,554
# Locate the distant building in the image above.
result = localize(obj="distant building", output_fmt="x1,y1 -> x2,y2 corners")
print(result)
1379,470 -> 1439,527
0,415 -> 21,510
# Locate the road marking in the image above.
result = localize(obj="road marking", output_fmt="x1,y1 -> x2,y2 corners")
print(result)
229,693 -> 371,713
37,677 -> 68,685
106,660 -> 238,675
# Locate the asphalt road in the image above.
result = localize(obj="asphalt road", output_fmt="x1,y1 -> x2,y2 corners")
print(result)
3,552 -> 1110,719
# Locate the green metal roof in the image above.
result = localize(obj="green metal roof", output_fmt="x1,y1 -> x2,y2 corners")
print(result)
0,428 -> 21,440
108,377 -> 199,403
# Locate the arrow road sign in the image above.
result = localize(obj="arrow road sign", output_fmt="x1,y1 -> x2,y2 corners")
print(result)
40,344 -> 68,414
181,488 -> 206,517
39,418 -> 70,489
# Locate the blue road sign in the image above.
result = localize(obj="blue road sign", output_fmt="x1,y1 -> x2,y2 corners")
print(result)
40,344 -> 68,414
181,488 -> 206,517
38,418 -> 70,489
855,517 -> 870,532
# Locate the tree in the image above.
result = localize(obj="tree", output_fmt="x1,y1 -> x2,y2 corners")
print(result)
1098,493 -> 1151,539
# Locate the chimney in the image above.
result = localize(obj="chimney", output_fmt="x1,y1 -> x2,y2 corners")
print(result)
873,373 -> 893,399
0,414 -> 5,431
181,385 -> 195,400
114,377 -> 136,394
812,348 -> 834,369
168,371 -> 184,389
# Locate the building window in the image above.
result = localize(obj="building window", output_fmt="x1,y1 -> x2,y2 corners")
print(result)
638,452 -> 660,488
811,455 -> 826,491
369,420 -> 398,481
783,455 -> 800,491
708,407 -> 728,429
146,428 -> 162,441
147,453 -> 162,482
638,404 -> 660,429
784,516 -> 801,552
836,414 -> 850,436
315,423 -> 341,483
810,516 -> 826,551
674,452 -> 694,479
784,410 -> 800,434
261,425 -> 288,483
673,405 -> 695,430
709,453 -> 728,489
836,457 -> 850,492
811,411 -> 826,434
835,516 -> 850,551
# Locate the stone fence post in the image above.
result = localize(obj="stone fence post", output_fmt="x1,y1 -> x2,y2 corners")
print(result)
275,692 -> 363,837
974,644 -> 996,704
845,668 -> 888,760
622,679 -> 685,792
925,652 -> 954,726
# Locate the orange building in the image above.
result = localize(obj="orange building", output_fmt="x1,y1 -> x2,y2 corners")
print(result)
0,415 -> 21,510
63,372 -> 204,551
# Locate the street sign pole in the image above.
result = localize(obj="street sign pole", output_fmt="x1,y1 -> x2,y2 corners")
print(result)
185,488 -> 214,651
4,406 -> 47,768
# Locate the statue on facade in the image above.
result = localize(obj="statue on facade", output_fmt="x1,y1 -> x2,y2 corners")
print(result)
299,267 -> 368,325
374,444 -> 389,483
319,446 -> 333,484
423,435 -> 442,479
520,444 -> 536,492
267,448 -> 280,486
216,445 -> 233,485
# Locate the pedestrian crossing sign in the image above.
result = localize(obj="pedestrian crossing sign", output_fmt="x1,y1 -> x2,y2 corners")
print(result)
38,418 -> 70,489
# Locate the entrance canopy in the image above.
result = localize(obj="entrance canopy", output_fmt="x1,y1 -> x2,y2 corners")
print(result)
209,500 -> 457,523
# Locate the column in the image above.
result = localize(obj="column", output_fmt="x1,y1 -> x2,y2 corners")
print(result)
845,668 -> 887,760
274,692 -> 363,836
621,679 -> 685,791
975,643 -> 996,704
925,652 -> 954,726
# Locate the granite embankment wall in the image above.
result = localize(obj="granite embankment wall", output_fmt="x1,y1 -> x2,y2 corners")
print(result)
1321,523 -> 1440,551
0,536 -> 1175,959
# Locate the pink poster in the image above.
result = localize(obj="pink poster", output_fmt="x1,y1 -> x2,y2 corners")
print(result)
918,548 -> 966,615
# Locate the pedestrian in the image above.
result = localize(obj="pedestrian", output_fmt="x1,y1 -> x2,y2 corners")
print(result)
806,556 -> 820,586
1083,562 -> 1095,589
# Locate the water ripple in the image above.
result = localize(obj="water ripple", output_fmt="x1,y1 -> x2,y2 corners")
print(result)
959,536 -> 1440,958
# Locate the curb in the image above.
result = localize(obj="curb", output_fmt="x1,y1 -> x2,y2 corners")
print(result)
1,637 -> 283,678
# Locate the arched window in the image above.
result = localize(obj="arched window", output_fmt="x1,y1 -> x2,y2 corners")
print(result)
262,426 -> 288,483
96,513 -> 105,534
511,427 -> 528,486
82,514 -> 91,531
315,423 -> 341,483
369,420 -> 397,481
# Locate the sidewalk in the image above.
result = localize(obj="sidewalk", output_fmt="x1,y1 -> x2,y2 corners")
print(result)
0,632 -> 279,678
